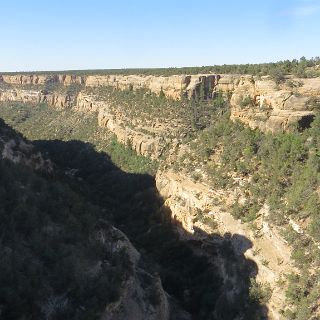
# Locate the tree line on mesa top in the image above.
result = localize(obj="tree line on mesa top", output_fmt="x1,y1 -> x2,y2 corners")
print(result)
1,56 -> 320,77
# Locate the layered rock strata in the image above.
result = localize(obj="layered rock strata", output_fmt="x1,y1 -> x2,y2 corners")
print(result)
98,109 -> 166,159
225,75 -> 318,132
1,72 -> 319,133
156,170 -> 294,320
85,74 -> 219,100
0,89 -> 76,109
0,73 -> 218,100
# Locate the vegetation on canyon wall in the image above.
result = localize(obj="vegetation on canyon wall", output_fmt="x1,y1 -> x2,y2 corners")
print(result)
1,64 -> 320,319
172,107 -> 320,319
0,102 -> 156,174
0,107 -> 266,319
0,121 -> 133,320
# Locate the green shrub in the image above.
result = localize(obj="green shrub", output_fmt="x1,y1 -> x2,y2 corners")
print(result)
239,95 -> 253,108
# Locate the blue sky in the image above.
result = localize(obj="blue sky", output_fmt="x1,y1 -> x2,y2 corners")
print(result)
0,0 -> 319,71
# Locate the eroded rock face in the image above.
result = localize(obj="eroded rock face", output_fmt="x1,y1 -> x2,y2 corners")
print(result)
1,74 -> 85,86
0,89 -> 40,104
225,75 -> 317,133
156,169 -> 294,320
1,73 -> 219,100
1,72 -> 320,135
98,109 -> 166,159
0,115 -> 177,320
2,74 -> 48,85
0,88 -> 76,109
101,227 -> 170,320
85,74 -> 219,100
0,118 -> 53,172
58,74 -> 85,86
76,92 -> 100,112
39,91 -> 76,109
2,71 -> 320,318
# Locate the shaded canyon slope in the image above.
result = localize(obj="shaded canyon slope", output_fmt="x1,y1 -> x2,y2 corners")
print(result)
0,118 -> 265,319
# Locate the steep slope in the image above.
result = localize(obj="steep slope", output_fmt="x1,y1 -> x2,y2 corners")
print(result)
0,105 -> 267,319
0,119 -> 172,320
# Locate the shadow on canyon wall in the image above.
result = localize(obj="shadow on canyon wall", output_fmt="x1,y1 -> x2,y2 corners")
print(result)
34,139 -> 268,320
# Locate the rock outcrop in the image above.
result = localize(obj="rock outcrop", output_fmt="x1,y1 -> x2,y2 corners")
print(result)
98,109 -> 166,159
156,169 -> 294,320
0,89 -> 40,104
1,72 -> 320,133
0,118 -> 53,172
1,74 -> 85,86
2,70 -> 320,318
102,227 -> 170,320
0,115 -> 175,320
1,74 -> 48,85
76,92 -> 100,112
225,75 -> 317,133
1,73 -> 219,100
85,74 -> 219,100
0,88 -> 76,109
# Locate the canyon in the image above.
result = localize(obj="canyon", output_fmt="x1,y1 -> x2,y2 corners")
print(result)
1,72 -> 319,135
1,71 -> 320,319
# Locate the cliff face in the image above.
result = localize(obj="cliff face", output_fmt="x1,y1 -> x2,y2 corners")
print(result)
0,118 -> 53,171
0,88 -> 76,109
1,72 -> 319,133
98,109 -> 166,159
85,74 -> 219,100
1,74 -> 85,86
225,75 -> 318,133
100,227 -> 171,320
0,73 -> 218,100
1,72 -> 319,162
156,170 -> 293,320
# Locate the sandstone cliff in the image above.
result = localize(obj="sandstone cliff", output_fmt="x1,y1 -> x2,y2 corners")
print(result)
0,118 -> 53,172
0,88 -> 76,109
1,71 -> 320,161
0,116 -> 176,320
98,109 -> 166,159
0,73 -> 218,100
1,71 -> 319,133
225,75 -> 317,133
156,169 -> 294,320
1,74 -> 85,86
85,74 -> 219,100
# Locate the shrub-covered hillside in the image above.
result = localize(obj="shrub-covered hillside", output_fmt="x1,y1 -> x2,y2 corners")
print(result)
0,119 -> 133,319
0,112 -> 266,319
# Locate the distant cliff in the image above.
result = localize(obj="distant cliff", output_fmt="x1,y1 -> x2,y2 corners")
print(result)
1,72 -> 319,134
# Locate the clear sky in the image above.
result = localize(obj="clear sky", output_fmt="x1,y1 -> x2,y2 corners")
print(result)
0,0 -> 319,71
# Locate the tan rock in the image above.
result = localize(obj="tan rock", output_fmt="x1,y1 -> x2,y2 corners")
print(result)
76,92 -> 99,112
85,74 -> 219,100
0,89 -> 39,104
156,169 -> 294,320
229,75 -> 318,132
2,71 -> 320,133
98,109 -> 165,159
